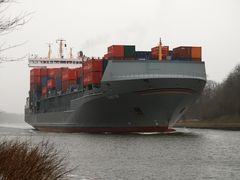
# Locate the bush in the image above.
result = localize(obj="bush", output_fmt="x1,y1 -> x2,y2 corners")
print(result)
0,140 -> 71,180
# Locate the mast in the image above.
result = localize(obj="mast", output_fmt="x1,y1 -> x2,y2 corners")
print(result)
47,43 -> 52,59
56,39 -> 66,59
69,47 -> 73,59
28,39 -> 82,68
158,38 -> 162,61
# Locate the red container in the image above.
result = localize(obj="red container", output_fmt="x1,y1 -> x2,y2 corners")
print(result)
151,53 -> 158,59
48,68 -> 62,78
69,80 -> 76,86
151,46 -> 159,53
104,55 -> 126,60
30,84 -> 40,90
62,69 -> 77,81
173,46 -> 190,60
42,87 -> 47,97
69,69 -> 77,80
83,59 -> 103,74
191,47 -> 201,61
172,46 -> 201,61
41,68 -> 48,76
30,76 -> 41,85
151,46 -> 169,60
61,67 -> 69,73
83,72 -> 102,86
30,69 -> 41,76
104,54 -> 109,60
75,67 -> 82,78
107,45 -> 124,58
61,67 -> 69,76
30,68 -> 48,77
47,79 -> 56,89
108,57 -> 126,60
62,81 -> 69,92
62,80 -> 76,92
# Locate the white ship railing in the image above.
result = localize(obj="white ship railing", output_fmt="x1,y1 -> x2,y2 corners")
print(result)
28,57 -> 85,68
112,73 -> 206,81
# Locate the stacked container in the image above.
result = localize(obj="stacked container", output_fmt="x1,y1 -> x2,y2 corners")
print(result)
104,45 -> 136,60
151,46 -> 169,60
41,76 -> 49,87
48,68 -> 62,78
135,51 -> 151,60
47,68 -> 62,95
47,79 -> 56,89
58,68 -> 69,91
123,45 -> 135,59
30,68 -> 47,99
103,53 -> 109,60
83,59 -> 103,87
162,46 -> 169,59
172,46 -> 201,61
42,86 -> 48,98
167,50 -> 173,60
108,45 -> 124,59
75,67 -> 83,88
62,68 -> 78,92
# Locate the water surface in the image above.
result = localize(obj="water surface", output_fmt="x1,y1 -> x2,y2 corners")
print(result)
0,122 -> 240,180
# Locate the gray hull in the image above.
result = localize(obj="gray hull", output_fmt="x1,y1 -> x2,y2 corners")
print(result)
25,60 -> 206,133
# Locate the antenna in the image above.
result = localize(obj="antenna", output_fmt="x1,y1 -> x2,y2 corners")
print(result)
56,39 -> 66,59
69,47 -> 73,59
78,51 -> 83,58
46,43 -> 52,59
158,37 -> 162,61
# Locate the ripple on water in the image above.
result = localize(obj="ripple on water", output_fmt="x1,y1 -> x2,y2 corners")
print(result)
1,126 -> 240,180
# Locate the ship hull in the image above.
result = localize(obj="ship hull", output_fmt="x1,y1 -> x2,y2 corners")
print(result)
25,60 -> 206,133
25,81 -> 205,133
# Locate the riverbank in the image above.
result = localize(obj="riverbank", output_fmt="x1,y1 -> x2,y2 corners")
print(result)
175,115 -> 240,130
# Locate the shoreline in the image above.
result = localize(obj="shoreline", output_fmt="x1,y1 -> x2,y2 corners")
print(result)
175,116 -> 240,130
175,123 -> 240,130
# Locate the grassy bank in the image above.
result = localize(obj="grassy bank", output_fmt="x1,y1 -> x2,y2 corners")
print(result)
175,115 -> 240,130
0,140 -> 71,180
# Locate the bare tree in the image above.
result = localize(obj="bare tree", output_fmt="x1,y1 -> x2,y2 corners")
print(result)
184,63 -> 240,121
0,0 -> 30,63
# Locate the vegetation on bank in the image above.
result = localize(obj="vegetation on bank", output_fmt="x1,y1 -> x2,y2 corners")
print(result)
0,140 -> 71,180
176,115 -> 240,130
183,64 -> 240,122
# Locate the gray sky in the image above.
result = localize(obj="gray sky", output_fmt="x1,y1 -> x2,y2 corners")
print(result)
0,0 -> 239,113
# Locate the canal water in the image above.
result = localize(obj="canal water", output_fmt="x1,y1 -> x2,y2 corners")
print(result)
0,122 -> 240,180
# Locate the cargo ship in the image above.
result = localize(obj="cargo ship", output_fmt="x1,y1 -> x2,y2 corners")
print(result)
25,39 -> 206,133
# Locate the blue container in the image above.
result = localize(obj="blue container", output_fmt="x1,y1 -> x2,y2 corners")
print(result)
135,51 -> 151,60
102,60 -> 109,73
124,45 -> 136,58
41,77 -> 49,86
31,89 -> 41,98
56,78 -> 62,91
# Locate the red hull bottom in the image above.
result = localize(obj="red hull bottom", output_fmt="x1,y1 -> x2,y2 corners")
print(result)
35,126 -> 176,133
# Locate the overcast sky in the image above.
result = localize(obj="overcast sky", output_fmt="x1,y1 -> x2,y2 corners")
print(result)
0,0 -> 239,114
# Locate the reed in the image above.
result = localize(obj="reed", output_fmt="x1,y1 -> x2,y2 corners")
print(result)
0,139 -> 71,180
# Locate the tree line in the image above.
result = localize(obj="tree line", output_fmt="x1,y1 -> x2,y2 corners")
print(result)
183,64 -> 240,120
